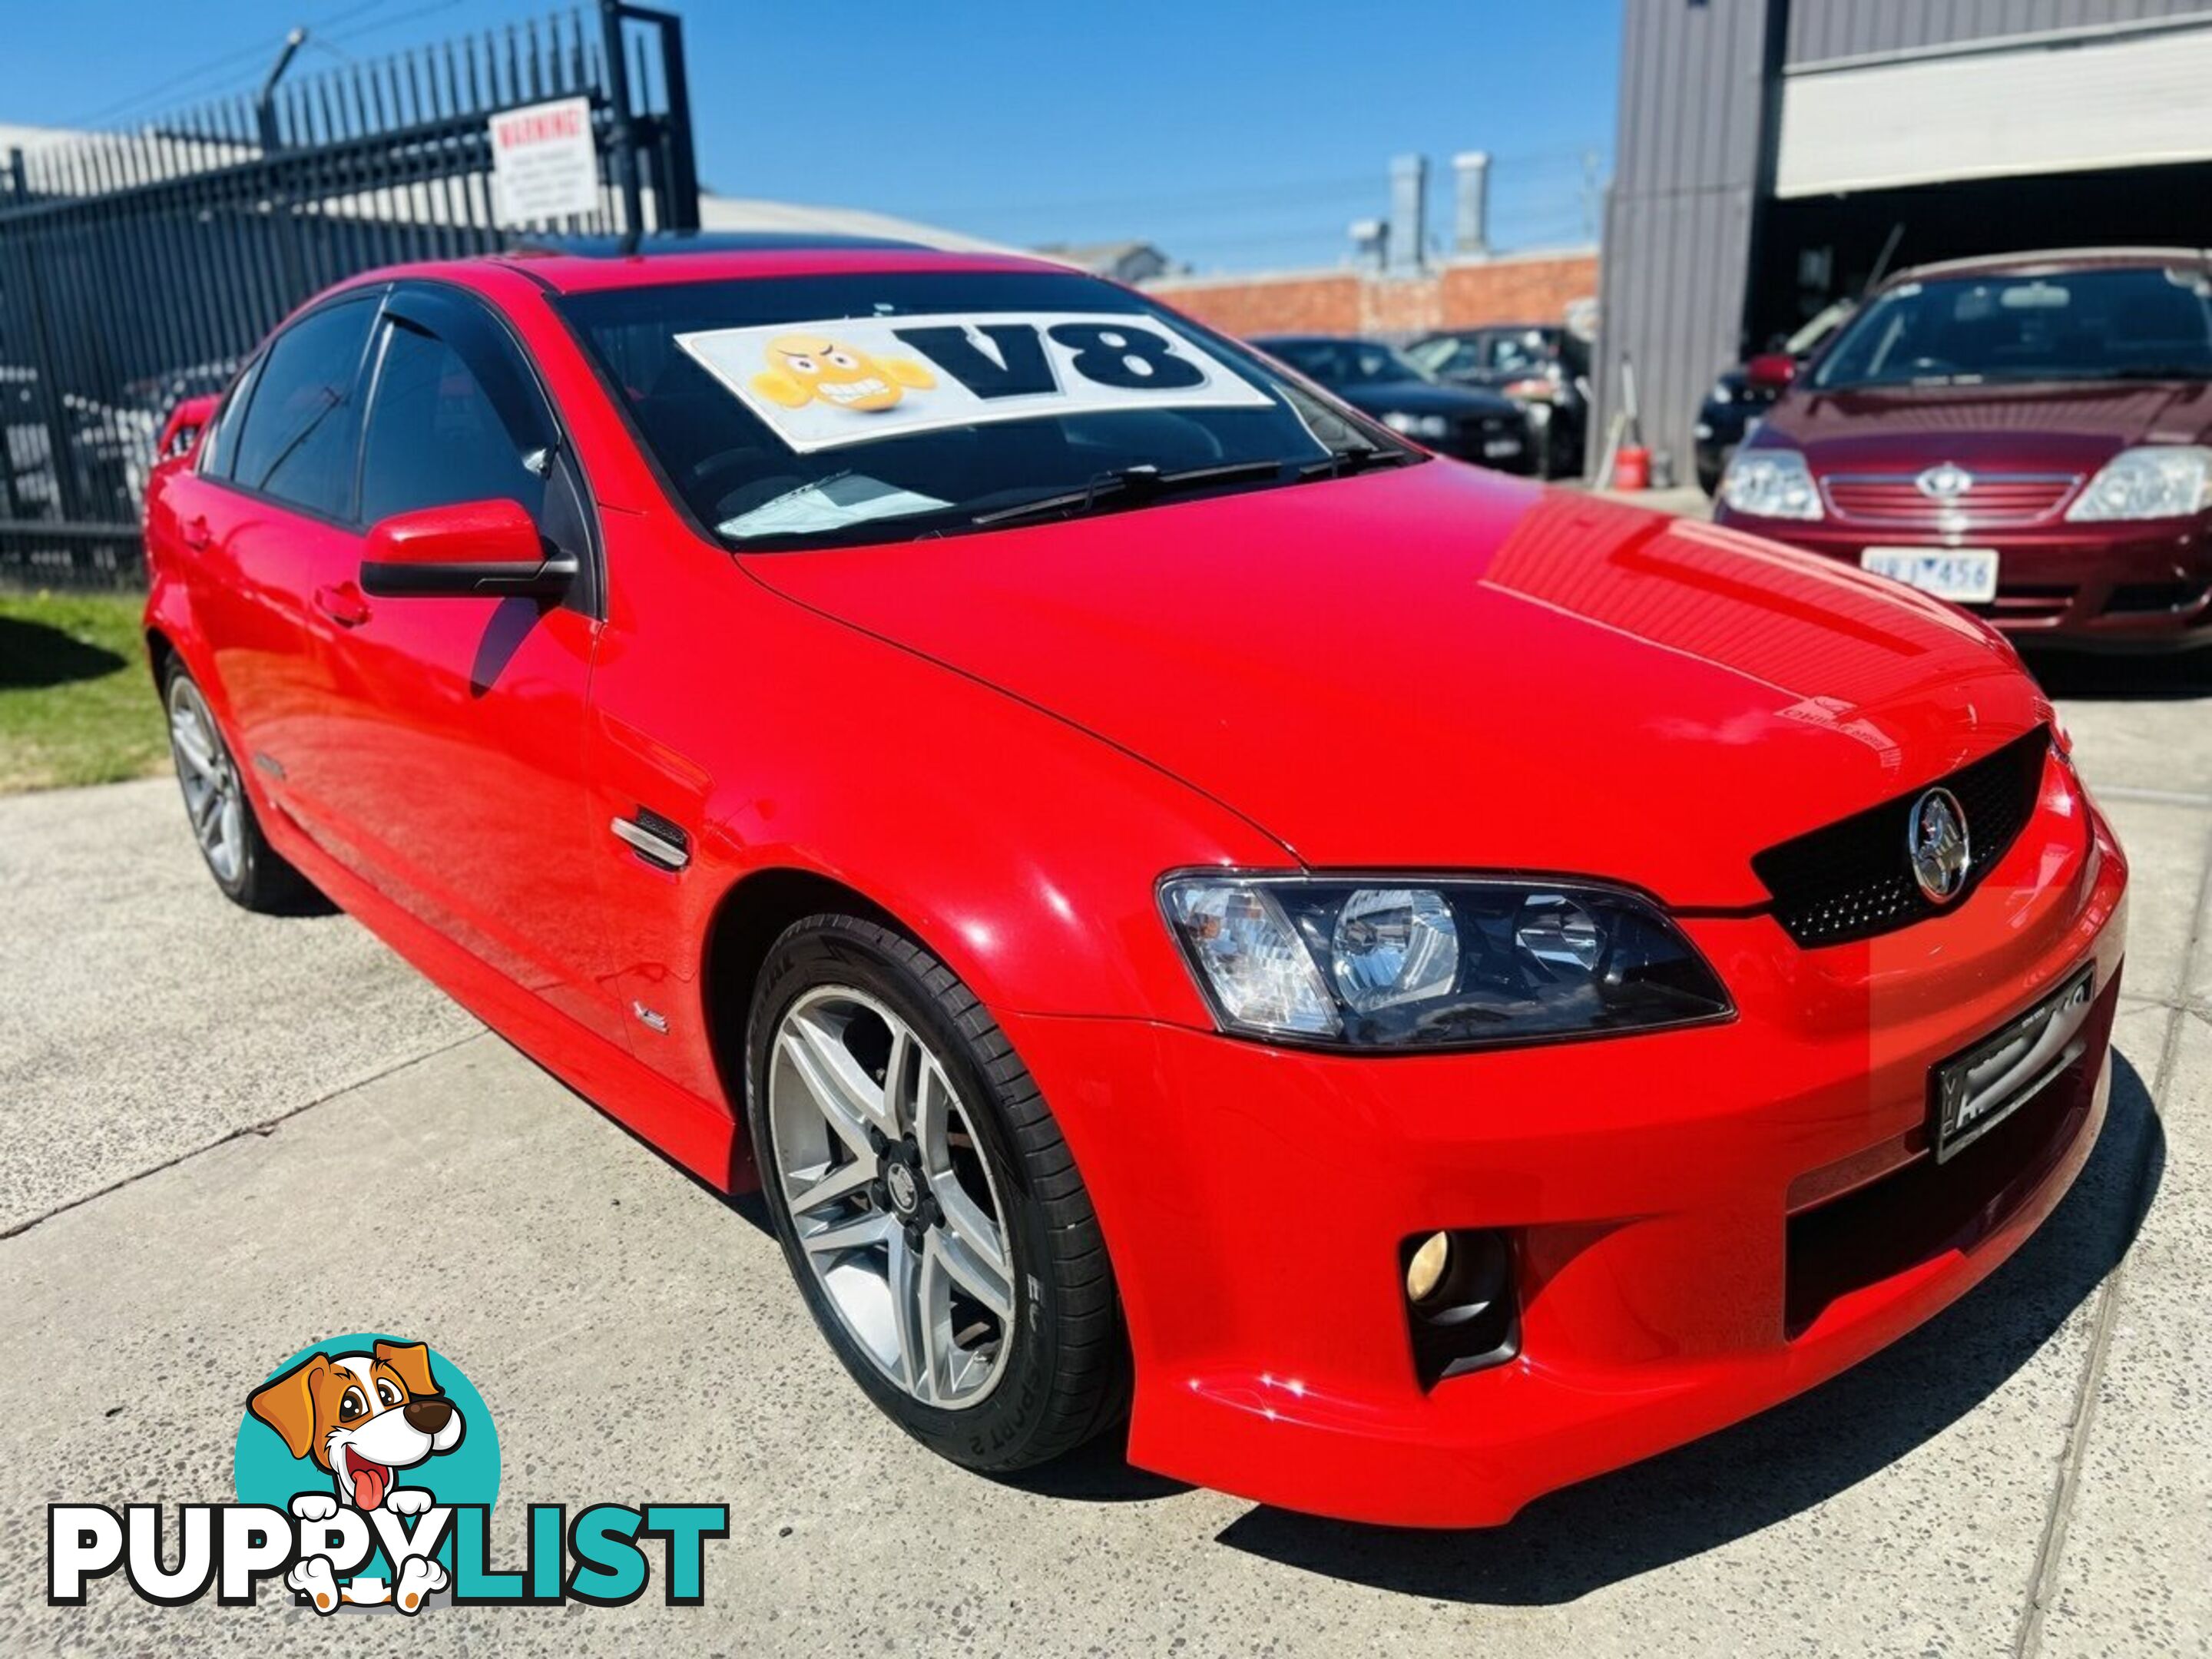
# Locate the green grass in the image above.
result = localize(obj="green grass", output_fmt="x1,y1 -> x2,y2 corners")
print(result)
0,589 -> 169,793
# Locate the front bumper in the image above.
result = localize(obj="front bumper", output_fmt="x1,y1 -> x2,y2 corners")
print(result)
1001,758 -> 2128,1526
1713,511 -> 2212,650
1434,416 -> 1538,475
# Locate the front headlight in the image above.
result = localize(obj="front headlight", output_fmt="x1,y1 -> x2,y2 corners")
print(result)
2065,445 -> 2212,522
1381,411 -> 1452,440
1719,448 -> 1823,519
1159,875 -> 1734,1050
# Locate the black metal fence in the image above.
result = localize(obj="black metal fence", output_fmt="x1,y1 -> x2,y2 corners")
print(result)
0,2 -> 697,588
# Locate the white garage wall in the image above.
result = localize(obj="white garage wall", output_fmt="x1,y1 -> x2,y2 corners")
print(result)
1778,21 -> 2212,197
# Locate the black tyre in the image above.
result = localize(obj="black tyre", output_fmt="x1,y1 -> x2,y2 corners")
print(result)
1697,445 -> 1730,498
161,664 -> 321,915
747,913 -> 1129,1472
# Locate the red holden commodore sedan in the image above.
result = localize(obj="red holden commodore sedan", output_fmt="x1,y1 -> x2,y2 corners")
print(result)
1715,248 -> 2212,650
144,237 -> 2127,1527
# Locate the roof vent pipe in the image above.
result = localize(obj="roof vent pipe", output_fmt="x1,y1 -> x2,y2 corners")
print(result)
1453,151 -> 1492,257
1388,154 -> 1428,273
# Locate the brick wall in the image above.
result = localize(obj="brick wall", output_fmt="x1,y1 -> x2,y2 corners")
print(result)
1146,250 -> 1598,340
1141,272 -> 1364,336
1435,254 -> 1598,331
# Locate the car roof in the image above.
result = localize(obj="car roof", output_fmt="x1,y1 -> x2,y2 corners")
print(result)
1879,246 -> 2211,288
336,233 -> 1078,300
1250,333 -> 1388,347
508,230 -> 928,258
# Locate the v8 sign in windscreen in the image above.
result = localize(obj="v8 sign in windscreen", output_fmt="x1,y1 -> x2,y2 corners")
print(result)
677,313 -> 1273,452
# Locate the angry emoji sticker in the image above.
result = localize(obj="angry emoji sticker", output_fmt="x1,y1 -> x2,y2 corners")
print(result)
750,333 -> 936,413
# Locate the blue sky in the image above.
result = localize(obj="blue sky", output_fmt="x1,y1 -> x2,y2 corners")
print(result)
6,0 -> 1622,273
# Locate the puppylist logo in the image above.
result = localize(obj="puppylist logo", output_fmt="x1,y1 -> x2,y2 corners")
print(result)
48,1333 -> 727,1614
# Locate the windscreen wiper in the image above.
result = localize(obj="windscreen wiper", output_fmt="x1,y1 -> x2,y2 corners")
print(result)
968,460 -> 1289,529
1297,445 -> 1422,481
2104,364 -> 2212,380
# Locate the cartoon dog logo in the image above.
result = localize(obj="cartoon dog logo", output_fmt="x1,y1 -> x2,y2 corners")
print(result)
248,1339 -> 465,1612
750,332 -> 936,412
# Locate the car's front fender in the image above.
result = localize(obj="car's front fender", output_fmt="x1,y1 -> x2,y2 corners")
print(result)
581,528 -> 1289,1124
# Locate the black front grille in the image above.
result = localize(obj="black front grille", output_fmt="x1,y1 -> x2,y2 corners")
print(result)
1445,414 -> 1526,465
1752,729 -> 2051,949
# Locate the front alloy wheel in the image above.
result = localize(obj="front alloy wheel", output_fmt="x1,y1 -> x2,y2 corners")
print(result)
747,914 -> 1129,1471
770,985 -> 1015,1408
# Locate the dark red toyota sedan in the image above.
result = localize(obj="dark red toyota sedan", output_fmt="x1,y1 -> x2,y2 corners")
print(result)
1714,249 -> 2212,651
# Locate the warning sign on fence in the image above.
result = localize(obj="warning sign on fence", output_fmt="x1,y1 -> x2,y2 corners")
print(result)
488,96 -> 600,227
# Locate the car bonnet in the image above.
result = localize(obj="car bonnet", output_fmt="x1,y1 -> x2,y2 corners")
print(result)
742,464 -> 2050,907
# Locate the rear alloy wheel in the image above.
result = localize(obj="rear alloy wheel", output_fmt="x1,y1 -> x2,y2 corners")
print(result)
748,915 -> 1128,1470
163,667 -> 319,914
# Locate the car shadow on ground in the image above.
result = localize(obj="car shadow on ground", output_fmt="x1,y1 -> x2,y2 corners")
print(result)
721,1177 -> 1192,1503
990,1427 -> 1194,1504
1213,1050 -> 2164,1604
0,616 -> 127,687
2024,647 -> 2212,702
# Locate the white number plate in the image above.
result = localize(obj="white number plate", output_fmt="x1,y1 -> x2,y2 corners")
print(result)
1859,547 -> 1998,602
1483,438 -> 1523,459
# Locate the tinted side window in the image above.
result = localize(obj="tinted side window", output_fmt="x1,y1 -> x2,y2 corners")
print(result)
359,320 -> 547,525
1490,335 -> 1543,375
227,301 -> 376,517
197,357 -> 262,480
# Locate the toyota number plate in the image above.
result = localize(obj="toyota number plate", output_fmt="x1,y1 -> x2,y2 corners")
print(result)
1861,547 -> 1999,603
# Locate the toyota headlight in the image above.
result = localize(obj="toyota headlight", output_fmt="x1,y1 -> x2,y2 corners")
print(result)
1382,411 -> 1453,440
1159,875 -> 1734,1050
1719,448 -> 1823,519
2066,445 -> 2212,522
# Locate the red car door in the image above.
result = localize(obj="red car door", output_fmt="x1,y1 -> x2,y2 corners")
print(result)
280,285 -> 623,1047
167,296 -> 381,770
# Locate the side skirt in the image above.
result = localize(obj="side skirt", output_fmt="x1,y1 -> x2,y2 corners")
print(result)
260,798 -> 753,1193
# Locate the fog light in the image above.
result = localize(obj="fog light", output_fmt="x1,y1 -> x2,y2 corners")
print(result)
1406,1230 -> 1452,1303
1401,1227 -> 1520,1388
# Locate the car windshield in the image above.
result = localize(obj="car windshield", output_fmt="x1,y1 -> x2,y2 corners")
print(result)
1403,336 -> 1475,376
1811,265 -> 2212,389
1263,338 -> 1429,387
558,270 -> 1399,548
1487,330 -> 1557,375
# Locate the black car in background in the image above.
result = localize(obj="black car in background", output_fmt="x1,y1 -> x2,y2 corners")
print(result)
1250,334 -> 1535,474
1406,324 -> 1590,477
1692,299 -> 1853,495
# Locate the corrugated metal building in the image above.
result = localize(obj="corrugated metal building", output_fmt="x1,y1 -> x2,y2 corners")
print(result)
1595,0 -> 2212,483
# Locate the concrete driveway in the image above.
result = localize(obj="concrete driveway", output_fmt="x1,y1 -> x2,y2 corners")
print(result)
3,659 -> 2208,1657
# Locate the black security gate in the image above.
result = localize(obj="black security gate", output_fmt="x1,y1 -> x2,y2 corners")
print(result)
0,2 -> 697,588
